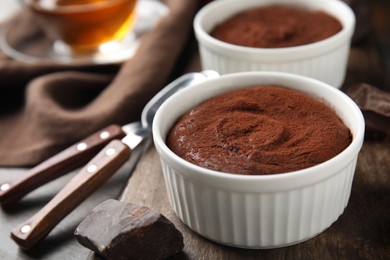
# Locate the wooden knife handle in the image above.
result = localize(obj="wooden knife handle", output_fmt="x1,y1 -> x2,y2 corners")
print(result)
10,140 -> 131,250
0,125 -> 126,208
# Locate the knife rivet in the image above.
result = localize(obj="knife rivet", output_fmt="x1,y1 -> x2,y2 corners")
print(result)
105,148 -> 116,156
87,165 -> 97,173
21,225 -> 31,234
100,131 -> 110,139
0,183 -> 10,191
77,143 -> 87,151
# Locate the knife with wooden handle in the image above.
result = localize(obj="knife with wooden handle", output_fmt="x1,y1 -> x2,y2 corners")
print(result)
0,124 -> 126,208
10,140 -> 132,249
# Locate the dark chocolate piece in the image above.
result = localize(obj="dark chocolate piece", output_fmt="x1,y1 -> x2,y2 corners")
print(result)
348,83 -> 390,136
74,199 -> 184,260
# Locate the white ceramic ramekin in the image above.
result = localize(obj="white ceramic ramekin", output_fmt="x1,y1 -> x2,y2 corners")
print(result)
153,72 -> 365,249
194,0 -> 356,88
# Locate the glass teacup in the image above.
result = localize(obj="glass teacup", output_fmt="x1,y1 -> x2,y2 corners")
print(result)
25,0 -> 138,56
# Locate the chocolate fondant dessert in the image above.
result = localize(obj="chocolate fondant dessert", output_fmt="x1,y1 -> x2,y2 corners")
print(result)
211,5 -> 343,48
167,86 -> 352,175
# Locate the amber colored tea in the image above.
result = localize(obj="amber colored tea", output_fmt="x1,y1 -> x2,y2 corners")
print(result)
26,0 -> 138,54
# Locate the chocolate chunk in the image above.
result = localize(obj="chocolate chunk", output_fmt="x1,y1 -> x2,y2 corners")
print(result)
348,83 -> 390,137
74,199 -> 184,260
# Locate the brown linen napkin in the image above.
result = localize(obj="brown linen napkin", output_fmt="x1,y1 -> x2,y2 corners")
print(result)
0,0 -> 200,166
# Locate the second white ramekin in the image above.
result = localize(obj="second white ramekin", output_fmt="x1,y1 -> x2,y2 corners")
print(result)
194,0 -> 356,88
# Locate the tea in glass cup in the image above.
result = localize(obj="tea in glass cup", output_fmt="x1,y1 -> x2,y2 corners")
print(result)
24,0 -> 138,55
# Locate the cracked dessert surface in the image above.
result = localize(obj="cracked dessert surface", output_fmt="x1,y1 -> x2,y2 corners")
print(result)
211,5 -> 342,48
167,86 -> 352,175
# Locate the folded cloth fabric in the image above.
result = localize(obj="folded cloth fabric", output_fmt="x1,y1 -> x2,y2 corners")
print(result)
0,0 -> 200,166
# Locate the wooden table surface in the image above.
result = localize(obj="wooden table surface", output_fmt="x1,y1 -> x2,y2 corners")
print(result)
1,0 -> 389,259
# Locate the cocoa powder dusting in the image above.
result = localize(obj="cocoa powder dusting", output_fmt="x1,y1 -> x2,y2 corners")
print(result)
167,86 -> 352,175
211,5 -> 343,48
